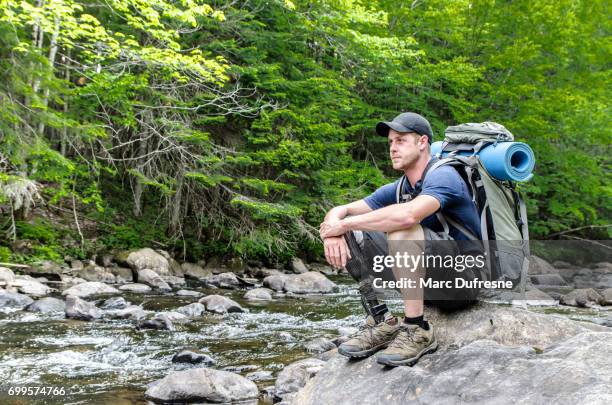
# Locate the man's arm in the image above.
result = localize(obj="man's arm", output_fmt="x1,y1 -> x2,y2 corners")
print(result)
321,200 -> 372,269
323,199 -> 373,222
320,195 -> 441,238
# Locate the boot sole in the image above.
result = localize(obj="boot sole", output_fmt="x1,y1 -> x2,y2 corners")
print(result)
337,341 -> 391,359
376,340 -> 439,367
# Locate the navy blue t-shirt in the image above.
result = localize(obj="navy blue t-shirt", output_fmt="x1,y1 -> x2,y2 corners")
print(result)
363,164 -> 481,240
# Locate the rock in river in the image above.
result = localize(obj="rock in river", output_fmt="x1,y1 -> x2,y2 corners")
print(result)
122,248 -> 170,276
65,295 -> 102,320
145,368 -> 258,403
175,302 -> 206,317
171,350 -> 215,365
118,283 -> 152,293
199,294 -> 244,314
264,272 -> 337,294
62,282 -> 119,298
275,358 -> 326,401
244,287 -> 273,301
137,269 -> 171,292
0,291 -> 34,310
26,297 -> 66,314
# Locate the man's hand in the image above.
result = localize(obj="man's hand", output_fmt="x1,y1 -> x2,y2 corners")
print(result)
319,219 -> 347,239
323,236 -> 352,269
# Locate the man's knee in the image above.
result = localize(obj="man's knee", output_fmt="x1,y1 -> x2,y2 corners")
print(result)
388,225 -> 424,241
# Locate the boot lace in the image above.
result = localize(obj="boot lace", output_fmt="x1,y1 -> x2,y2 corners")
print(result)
388,325 -> 421,349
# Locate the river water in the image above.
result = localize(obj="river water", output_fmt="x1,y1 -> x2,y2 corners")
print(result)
1,275 -> 610,404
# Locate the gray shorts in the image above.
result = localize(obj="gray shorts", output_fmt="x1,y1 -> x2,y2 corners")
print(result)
348,228 -> 483,311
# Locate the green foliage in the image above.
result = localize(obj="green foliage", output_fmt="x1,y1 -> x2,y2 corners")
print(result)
16,219 -> 59,244
97,218 -> 170,251
233,228 -> 295,264
0,0 -> 609,265
0,246 -> 11,262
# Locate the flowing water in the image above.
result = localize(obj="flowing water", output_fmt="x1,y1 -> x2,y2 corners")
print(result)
0,276 -> 368,404
1,275 -> 610,404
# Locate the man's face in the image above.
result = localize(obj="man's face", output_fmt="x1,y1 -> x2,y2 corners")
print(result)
388,130 -> 427,170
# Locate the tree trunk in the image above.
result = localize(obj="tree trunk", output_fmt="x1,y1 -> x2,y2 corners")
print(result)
132,112 -> 150,217
169,170 -> 184,235
61,50 -> 70,156
38,13 -> 60,137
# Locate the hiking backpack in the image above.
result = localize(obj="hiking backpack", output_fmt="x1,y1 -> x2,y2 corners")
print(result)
395,122 -> 530,286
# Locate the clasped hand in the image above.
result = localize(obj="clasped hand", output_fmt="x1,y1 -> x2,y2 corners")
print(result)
319,220 -> 351,269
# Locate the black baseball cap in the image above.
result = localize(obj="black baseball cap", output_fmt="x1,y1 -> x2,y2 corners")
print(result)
376,112 -> 433,144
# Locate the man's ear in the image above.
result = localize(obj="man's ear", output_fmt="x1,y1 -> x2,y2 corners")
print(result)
418,135 -> 429,151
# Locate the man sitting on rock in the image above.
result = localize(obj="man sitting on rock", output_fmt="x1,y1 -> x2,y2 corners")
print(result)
320,112 -> 483,367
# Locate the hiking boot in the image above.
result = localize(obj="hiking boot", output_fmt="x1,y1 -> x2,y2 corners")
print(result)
376,322 -> 438,367
338,316 -> 401,359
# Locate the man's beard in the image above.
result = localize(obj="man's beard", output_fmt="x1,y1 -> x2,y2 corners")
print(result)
394,152 -> 419,171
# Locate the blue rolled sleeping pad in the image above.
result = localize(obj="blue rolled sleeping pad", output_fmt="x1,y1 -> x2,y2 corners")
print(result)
430,141 -> 535,182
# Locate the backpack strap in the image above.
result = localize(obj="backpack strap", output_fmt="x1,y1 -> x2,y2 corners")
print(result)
436,212 -> 479,241
394,156 -> 481,241
395,157 -> 444,204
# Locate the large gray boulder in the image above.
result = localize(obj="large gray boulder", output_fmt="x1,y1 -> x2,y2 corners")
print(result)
137,314 -> 175,331
244,288 -> 273,301
559,265 -> 612,289
60,275 -> 87,287
137,269 -> 171,291
292,332 -> 612,405
12,276 -> 52,296
144,368 -> 258,403
263,274 -> 287,292
108,267 -> 134,283
264,272 -> 337,294
530,273 -> 568,286
424,302 -> 605,349
291,257 -> 309,274
26,260 -> 62,279
309,263 -> 336,276
303,337 -> 337,354
26,297 -> 66,314
560,288 -> 604,307
122,248 -> 170,276
275,358 -> 326,400
522,288 -> 557,306
251,268 -> 284,279
199,294 -> 244,314
161,275 -> 186,288
154,311 -> 188,323
175,303 -> 206,318
74,264 -> 116,283
65,295 -> 102,320
166,257 -> 184,277
528,255 -> 558,275
62,282 -> 119,298
0,291 -> 34,309
0,266 -> 16,283
181,262 -> 212,280
119,283 -> 152,293
203,272 -> 242,289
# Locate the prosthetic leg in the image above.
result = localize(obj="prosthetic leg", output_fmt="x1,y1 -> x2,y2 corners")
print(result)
344,231 -> 389,324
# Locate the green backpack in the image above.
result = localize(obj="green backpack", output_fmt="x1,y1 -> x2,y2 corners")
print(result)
395,122 -> 530,287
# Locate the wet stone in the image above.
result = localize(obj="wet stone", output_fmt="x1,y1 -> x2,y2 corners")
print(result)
100,296 -> 129,310
171,350 -> 215,365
